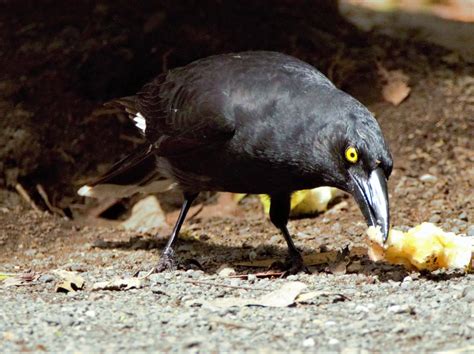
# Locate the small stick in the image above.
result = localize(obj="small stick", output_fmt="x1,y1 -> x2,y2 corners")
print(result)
209,317 -> 257,330
36,184 -> 67,217
182,279 -> 271,292
188,203 -> 204,221
229,271 -> 285,279
15,183 -> 41,212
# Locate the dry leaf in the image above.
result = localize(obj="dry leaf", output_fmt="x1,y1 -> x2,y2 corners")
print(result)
54,270 -> 85,293
0,273 -> 12,281
209,281 -> 307,308
1,272 -> 38,287
121,196 -> 168,232
378,64 -> 411,106
234,250 -> 340,268
92,277 -> 143,291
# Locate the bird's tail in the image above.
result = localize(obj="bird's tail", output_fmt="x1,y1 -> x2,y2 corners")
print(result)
77,143 -> 175,199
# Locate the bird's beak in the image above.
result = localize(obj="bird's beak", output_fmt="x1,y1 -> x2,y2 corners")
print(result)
350,167 -> 390,242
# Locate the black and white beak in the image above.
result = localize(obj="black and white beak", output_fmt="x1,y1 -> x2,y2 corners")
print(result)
350,167 -> 390,242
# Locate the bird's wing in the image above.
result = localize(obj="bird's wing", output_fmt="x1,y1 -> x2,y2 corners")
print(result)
135,72 -> 236,156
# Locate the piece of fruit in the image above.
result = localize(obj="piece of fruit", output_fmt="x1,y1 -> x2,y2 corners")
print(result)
367,223 -> 473,272
254,187 -> 341,217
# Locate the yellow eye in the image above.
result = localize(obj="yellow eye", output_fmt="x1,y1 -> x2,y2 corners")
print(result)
345,146 -> 358,163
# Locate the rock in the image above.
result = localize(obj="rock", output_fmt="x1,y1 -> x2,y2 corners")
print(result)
248,250 -> 257,261
247,274 -> 257,282
388,304 -> 415,314
467,225 -> 474,237
429,214 -> 441,224
302,338 -> 316,347
419,174 -> 437,183
217,265 -> 236,277
461,287 -> 474,302
458,212 -> 468,221
38,274 -> 55,283
121,196 -> 168,232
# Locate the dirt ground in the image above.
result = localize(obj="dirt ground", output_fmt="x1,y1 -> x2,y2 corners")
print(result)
1,1 -> 473,353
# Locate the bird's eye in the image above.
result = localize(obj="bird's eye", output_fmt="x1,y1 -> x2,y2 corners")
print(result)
345,146 -> 358,163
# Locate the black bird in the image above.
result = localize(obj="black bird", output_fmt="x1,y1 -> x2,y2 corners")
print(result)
79,51 -> 392,273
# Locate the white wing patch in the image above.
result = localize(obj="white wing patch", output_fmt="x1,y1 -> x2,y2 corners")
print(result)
133,112 -> 146,133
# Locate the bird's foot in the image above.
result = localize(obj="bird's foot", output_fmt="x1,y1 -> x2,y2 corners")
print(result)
270,252 -> 310,275
285,254 -> 310,275
155,249 -> 178,273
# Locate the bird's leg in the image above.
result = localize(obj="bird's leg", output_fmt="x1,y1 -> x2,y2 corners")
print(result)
155,192 -> 198,272
269,193 -> 308,274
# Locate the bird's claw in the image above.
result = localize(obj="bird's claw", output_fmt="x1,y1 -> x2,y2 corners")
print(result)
155,250 -> 178,272
270,252 -> 310,275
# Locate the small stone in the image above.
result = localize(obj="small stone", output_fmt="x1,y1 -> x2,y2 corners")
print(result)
287,274 -> 298,281
429,214 -> 441,224
347,261 -> 362,273
248,251 -> 257,261
148,274 -> 164,285
38,274 -> 55,283
388,304 -> 414,314
419,174 -> 437,183
247,274 -> 257,282
24,249 -> 37,257
85,310 -> 96,318
354,305 -> 369,313
217,265 -> 236,277
328,338 -> 340,345
467,226 -> 474,237
302,338 -> 315,347
458,212 -> 468,221
461,287 -> 474,302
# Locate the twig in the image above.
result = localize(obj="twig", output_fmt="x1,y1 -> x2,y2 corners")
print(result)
208,317 -> 257,330
188,203 -> 204,221
182,279 -> 271,292
229,271 -> 286,279
15,183 -> 41,212
36,184 -> 67,217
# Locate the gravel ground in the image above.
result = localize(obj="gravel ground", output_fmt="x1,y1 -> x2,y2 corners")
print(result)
1,266 -> 473,353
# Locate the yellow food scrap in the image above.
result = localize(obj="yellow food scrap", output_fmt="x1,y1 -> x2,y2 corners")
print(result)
258,187 -> 341,217
367,223 -> 473,272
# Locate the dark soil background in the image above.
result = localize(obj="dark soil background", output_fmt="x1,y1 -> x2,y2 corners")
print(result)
0,1 -> 473,352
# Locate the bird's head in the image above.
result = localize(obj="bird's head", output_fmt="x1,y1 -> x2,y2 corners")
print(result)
310,90 -> 393,242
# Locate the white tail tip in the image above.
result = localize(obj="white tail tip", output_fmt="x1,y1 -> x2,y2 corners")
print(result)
133,112 -> 146,133
77,185 -> 94,197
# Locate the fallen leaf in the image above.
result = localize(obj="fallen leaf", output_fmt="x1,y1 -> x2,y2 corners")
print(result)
121,196 -> 168,232
234,250 -> 340,268
54,270 -> 85,293
0,273 -> 12,281
209,281 -> 307,308
378,64 -> 411,106
92,277 -> 143,291
1,272 -> 38,287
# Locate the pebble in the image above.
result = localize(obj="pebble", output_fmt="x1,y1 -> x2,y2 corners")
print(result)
428,214 -> 441,223
461,287 -> 474,302
458,212 -> 468,221
467,225 -> 474,237
419,174 -> 438,183
247,274 -> 257,282
38,274 -> 55,283
217,266 -> 236,277
388,304 -> 415,314
248,251 -> 257,261
302,338 -> 316,347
